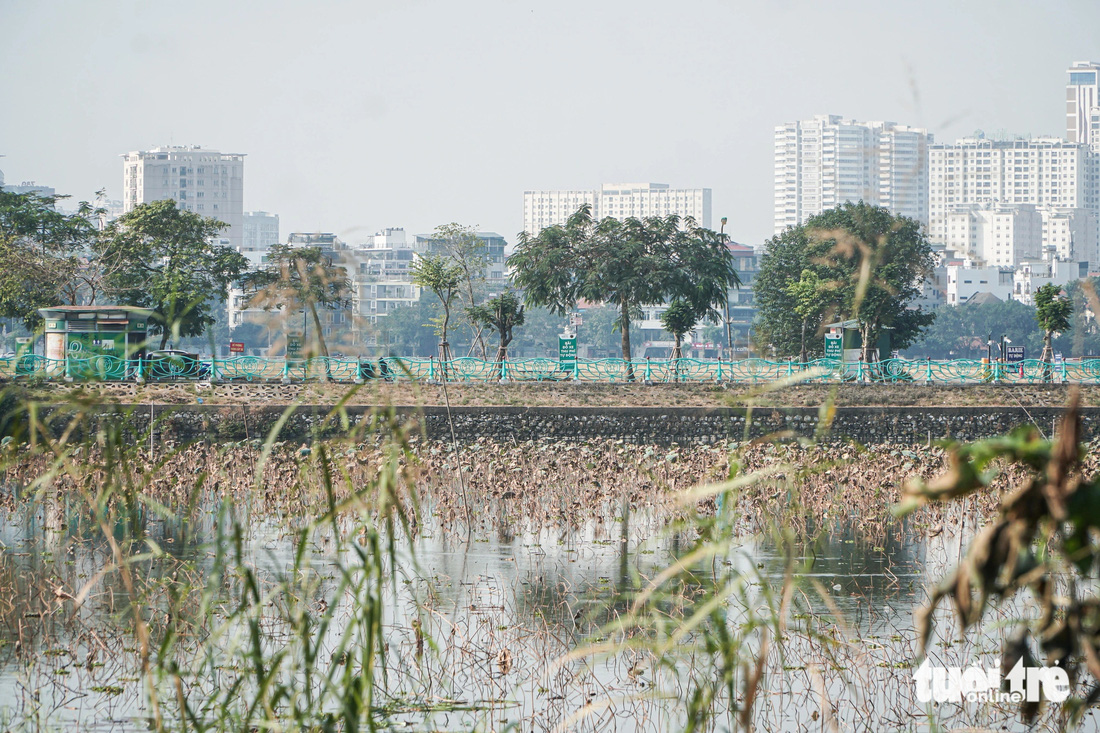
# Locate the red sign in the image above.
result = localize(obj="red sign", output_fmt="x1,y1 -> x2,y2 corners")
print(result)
229,341 -> 245,354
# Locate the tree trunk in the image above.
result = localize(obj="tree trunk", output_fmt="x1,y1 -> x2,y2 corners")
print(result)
1042,331 -> 1054,382
799,318 -> 807,366
308,303 -> 328,358
672,333 -> 682,383
159,331 -> 169,350
620,302 -> 634,381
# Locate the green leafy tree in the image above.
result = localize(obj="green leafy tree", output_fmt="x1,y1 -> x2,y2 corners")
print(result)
468,290 -> 525,372
1034,283 -> 1072,364
659,299 -> 698,359
907,300 -> 1043,359
425,223 -> 492,357
0,189 -> 106,329
785,269 -> 826,364
98,199 -> 248,349
410,253 -> 463,362
510,204 -> 738,379
755,202 -> 935,362
239,243 -> 352,358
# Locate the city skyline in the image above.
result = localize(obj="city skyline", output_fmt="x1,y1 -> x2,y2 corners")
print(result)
2,0 -> 1099,247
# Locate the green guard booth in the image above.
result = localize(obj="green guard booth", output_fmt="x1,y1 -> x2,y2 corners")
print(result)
39,306 -> 155,381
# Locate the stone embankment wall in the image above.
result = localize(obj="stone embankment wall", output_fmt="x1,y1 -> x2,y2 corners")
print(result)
34,403 -> 1098,446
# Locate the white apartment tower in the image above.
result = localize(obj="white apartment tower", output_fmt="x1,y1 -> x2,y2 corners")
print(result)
523,183 -> 710,235
1067,62 -> 1100,145
774,115 -> 931,234
241,211 -> 280,266
928,136 -> 1096,265
122,146 -> 245,249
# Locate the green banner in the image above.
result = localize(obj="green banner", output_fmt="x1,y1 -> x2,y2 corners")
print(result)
824,335 -> 842,360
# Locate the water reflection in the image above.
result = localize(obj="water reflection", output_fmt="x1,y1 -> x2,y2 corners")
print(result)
0,490 -> 1035,731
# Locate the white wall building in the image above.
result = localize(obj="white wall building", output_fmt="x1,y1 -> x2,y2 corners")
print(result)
241,211 -> 280,266
942,203 -> 1043,267
1068,61 -> 1100,145
1012,259 -> 1088,305
928,136 -> 1096,265
945,264 -> 1016,306
773,115 -> 931,234
122,145 -> 245,249
349,228 -> 422,326
523,183 -> 710,235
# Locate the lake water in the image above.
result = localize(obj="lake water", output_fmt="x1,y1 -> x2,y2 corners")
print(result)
0,489 -> 1072,732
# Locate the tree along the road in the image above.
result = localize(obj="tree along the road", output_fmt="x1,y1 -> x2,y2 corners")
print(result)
785,269 -> 826,364
468,290 -> 525,372
0,189 -> 106,330
97,200 -> 248,349
240,243 -> 352,358
659,299 -> 698,359
410,253 -> 464,362
424,223 -> 492,357
510,204 -> 738,378
755,202 -> 935,362
1034,283 -> 1072,364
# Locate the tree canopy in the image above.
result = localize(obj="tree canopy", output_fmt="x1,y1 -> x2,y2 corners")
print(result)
755,202 -> 935,361
659,299 -> 698,358
509,204 -> 739,375
468,289 -> 525,366
1034,283 -> 1072,362
97,199 -> 248,349
410,253 -> 463,360
0,189 -> 104,329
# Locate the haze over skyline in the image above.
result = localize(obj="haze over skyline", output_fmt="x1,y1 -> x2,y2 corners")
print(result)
2,0 -> 1099,247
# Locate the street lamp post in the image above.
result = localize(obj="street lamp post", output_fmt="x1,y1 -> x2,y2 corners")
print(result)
720,217 -> 734,361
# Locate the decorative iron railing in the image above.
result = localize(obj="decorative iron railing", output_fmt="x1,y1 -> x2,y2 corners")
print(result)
0,354 -> 1096,385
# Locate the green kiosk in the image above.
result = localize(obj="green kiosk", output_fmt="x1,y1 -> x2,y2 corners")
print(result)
39,306 -> 154,380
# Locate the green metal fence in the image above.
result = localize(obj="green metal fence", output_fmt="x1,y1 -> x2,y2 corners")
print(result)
2,354 -> 1098,385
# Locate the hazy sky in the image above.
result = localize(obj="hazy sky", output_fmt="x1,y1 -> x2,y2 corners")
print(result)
2,0 -> 1099,247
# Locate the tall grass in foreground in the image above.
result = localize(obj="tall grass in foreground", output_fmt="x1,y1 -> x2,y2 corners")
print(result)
0,387 -> 434,731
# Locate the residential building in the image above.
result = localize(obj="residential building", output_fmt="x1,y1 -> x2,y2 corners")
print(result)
413,230 -> 508,287
773,115 -> 931,234
1067,61 -> 1100,145
928,136 -> 1096,265
241,211 -> 280,267
349,228 -> 422,326
944,263 -> 1016,306
121,145 -> 245,249
1012,259 -> 1088,305
942,203 -> 1043,267
523,183 -> 711,235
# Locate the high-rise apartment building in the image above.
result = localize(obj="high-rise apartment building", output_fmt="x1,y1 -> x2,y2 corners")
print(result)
122,146 -> 245,249
523,183 -> 711,235
1067,61 -> 1100,145
928,136 -> 1096,265
241,211 -> 280,267
773,115 -> 931,234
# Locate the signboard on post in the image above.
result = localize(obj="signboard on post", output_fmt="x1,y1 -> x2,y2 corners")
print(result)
1005,345 -> 1025,362
286,332 -> 303,360
824,334 -> 842,360
229,341 -> 245,354
558,334 -> 577,374
570,313 -> 583,327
